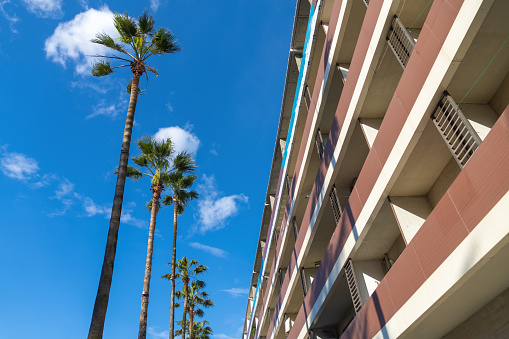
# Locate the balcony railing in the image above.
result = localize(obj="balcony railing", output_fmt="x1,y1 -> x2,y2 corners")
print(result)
387,16 -> 415,68
345,259 -> 362,314
315,129 -> 325,159
303,84 -> 312,110
431,92 -> 482,168
292,217 -> 299,242
300,268 -> 308,296
330,185 -> 341,224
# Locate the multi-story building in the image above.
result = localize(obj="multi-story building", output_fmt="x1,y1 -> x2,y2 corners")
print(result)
242,0 -> 509,338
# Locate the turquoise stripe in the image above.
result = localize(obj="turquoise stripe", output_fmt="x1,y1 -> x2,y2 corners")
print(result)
282,3 -> 316,168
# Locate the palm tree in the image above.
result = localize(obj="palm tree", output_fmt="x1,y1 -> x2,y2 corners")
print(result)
185,281 -> 213,339
164,257 -> 207,339
175,320 -> 212,339
88,12 -> 180,339
192,320 -> 213,339
124,137 -> 195,339
161,170 -> 198,339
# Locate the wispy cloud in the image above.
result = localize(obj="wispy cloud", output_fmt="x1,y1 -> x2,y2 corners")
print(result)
48,178 -> 75,216
0,146 -> 145,226
0,151 -> 39,180
0,1 -> 20,33
220,287 -> 249,297
149,0 -> 160,12
153,125 -> 200,155
195,175 -> 248,233
87,95 -> 127,119
147,326 -> 168,339
214,334 -> 238,339
44,6 -> 116,74
189,242 -> 227,258
21,0 -> 62,18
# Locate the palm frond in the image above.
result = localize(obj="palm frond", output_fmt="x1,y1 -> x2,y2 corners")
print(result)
151,27 -> 181,54
172,151 -> 197,173
125,166 -> 143,180
138,11 -> 155,35
91,60 -> 113,77
113,13 -> 138,44
91,32 -> 128,55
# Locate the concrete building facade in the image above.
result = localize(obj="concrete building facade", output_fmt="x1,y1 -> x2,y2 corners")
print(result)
243,0 -> 509,338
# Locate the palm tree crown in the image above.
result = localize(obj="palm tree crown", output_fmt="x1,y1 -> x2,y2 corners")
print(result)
91,11 -> 180,78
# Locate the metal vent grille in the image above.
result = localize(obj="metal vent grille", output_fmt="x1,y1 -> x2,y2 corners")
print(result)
292,217 -> 299,242
362,0 -> 369,6
329,185 -> 341,224
431,92 -> 482,168
315,129 -> 325,159
345,259 -> 362,313
387,16 -> 415,68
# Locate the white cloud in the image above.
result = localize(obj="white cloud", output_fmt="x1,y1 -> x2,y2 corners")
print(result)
22,0 -> 62,18
153,126 -> 200,155
149,0 -> 160,12
221,287 -> 249,297
31,173 -> 58,189
79,196 -> 146,228
189,242 -> 227,258
214,334 -> 237,339
81,196 -> 109,217
44,6 -> 116,74
148,327 -> 168,339
0,1 -> 20,33
195,175 -> 248,233
0,152 -> 39,180
48,178 -> 75,216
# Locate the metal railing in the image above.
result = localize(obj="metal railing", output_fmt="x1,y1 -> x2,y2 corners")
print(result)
387,16 -> 415,68
300,268 -> 308,296
315,129 -> 325,159
345,259 -> 362,313
431,92 -> 482,168
303,84 -> 312,110
292,217 -> 299,242
330,185 -> 341,224
285,175 -> 291,195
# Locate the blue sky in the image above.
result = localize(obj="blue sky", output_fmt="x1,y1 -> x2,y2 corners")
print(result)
0,0 -> 295,338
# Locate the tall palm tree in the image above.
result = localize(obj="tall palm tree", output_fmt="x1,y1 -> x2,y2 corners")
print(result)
164,257 -> 207,339
88,12 -> 180,339
124,137 -> 195,339
161,169 -> 198,339
186,281 -> 213,339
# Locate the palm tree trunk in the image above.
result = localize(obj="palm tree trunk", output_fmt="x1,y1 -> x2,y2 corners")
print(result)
189,306 -> 195,339
169,197 -> 178,339
88,69 -> 142,339
138,182 -> 163,339
182,278 -> 189,339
